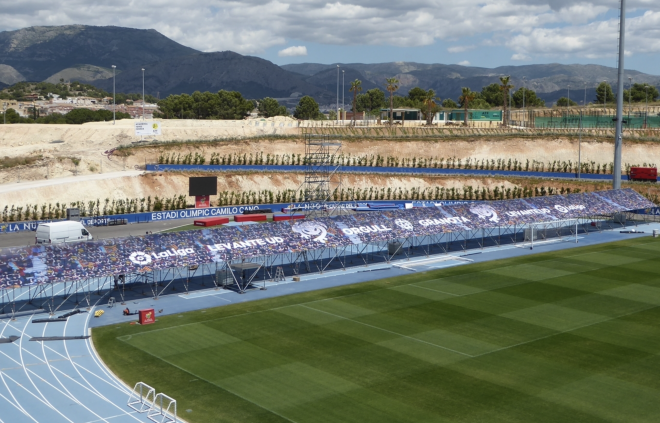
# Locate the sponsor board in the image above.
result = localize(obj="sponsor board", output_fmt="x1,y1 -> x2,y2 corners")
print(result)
504,208 -> 552,218
341,225 -> 391,236
135,121 -> 162,136
470,204 -> 499,223
195,195 -> 210,208
206,238 -> 284,252
139,308 -> 156,325
150,206 -> 260,221
554,204 -> 586,213
419,216 -> 470,227
129,248 -> 195,265
635,207 -> 660,215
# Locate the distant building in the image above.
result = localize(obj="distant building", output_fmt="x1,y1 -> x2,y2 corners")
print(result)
51,96 -> 101,106
45,105 -> 75,115
345,111 -> 366,120
380,108 -> 422,121
1,100 -> 19,110
449,109 -> 502,123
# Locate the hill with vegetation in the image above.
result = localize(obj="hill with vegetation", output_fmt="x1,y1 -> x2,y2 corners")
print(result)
1,24 -> 659,108
0,25 -> 198,82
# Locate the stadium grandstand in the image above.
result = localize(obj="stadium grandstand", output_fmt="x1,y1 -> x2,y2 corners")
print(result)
0,188 -> 653,315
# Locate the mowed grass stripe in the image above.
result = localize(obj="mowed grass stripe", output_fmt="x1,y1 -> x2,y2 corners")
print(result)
297,304 -> 473,356
100,237 -> 660,423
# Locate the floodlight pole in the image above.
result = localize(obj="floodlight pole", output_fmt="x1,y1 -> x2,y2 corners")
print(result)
628,76 -> 632,126
613,0 -> 626,190
336,65 -> 339,124
522,76 -> 526,128
112,65 -> 116,125
141,68 -> 145,121
342,70 -> 345,123
578,82 -> 586,179
645,85 -> 649,128
577,108 -> 582,179
567,84 -> 570,114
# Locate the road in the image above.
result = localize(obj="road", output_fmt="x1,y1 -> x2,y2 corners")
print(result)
0,217 -> 199,248
0,170 -> 144,194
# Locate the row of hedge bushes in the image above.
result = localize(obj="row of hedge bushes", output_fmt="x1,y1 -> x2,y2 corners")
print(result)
156,151 -> 655,175
0,185 -> 602,223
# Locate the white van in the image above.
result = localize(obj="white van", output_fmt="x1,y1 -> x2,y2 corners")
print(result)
35,221 -> 93,244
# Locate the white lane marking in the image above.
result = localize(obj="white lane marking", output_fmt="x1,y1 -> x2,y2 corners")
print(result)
0,317 -> 38,422
39,317 -> 111,423
58,312 -> 145,422
1,317 -> 73,422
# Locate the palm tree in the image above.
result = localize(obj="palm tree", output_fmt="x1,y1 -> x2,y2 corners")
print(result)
385,77 -> 399,125
499,76 -> 514,127
458,87 -> 476,126
349,79 -> 362,125
421,89 -> 439,125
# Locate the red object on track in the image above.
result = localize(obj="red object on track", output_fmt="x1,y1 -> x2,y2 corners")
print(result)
273,214 -> 305,221
193,217 -> 229,227
629,167 -> 657,182
234,214 -> 267,222
139,309 -> 155,325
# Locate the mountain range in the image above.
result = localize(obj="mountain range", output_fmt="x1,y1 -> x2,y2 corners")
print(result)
0,24 -> 659,106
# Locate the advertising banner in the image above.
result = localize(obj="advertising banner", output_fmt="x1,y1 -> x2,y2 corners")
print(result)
134,121 -> 162,136
139,309 -> 156,325
195,195 -> 210,208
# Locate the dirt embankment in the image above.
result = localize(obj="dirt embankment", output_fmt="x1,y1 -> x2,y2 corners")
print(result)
2,118 -> 660,208
3,135 -> 660,187
0,119 -> 299,184
2,171 -> 657,211
1,116 -> 660,184
0,118 -> 299,158
119,137 -> 660,168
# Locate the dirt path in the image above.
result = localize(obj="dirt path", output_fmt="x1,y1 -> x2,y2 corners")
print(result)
0,170 -> 143,194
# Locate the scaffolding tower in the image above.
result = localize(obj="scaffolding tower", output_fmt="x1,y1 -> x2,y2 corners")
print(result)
301,133 -> 350,217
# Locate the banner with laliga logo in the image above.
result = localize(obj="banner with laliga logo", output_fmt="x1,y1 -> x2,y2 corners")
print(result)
0,189 -> 653,288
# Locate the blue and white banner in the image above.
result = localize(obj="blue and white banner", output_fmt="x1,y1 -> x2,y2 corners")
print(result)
0,189 -> 653,289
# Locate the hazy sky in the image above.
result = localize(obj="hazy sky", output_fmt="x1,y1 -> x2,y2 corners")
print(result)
3,0 -> 660,74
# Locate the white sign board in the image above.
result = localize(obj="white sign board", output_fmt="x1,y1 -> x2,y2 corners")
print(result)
135,121 -> 162,136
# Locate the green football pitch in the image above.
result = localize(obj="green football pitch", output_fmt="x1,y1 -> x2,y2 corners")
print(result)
94,237 -> 660,423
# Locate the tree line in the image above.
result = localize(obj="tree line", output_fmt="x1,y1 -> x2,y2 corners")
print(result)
4,79 -> 657,126
0,80 -> 158,103
156,150 -> 654,176
0,108 -> 130,124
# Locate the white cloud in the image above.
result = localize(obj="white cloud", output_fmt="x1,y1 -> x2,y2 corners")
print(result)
511,53 -> 531,61
506,11 -> 660,59
278,46 -> 308,57
448,45 -> 476,53
0,0 -> 658,59
458,60 -> 471,66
